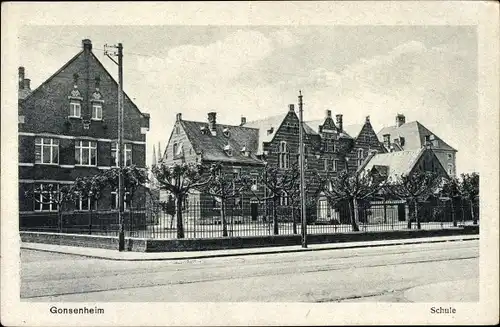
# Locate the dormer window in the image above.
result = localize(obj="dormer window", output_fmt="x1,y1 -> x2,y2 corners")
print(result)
241,146 -> 250,157
224,144 -> 233,156
223,127 -> 230,137
200,126 -> 209,135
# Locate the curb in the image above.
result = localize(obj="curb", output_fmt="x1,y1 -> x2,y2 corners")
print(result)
21,236 -> 479,262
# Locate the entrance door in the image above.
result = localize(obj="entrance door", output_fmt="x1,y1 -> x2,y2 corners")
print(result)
250,201 -> 258,221
397,203 -> 406,221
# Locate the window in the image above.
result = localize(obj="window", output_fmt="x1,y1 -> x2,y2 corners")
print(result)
357,149 -> 364,166
75,140 -> 97,166
224,144 -> 232,156
173,143 -> 178,157
333,159 -> 340,172
69,101 -> 81,118
324,158 -> 329,171
91,103 -> 102,120
77,196 -> 97,211
35,137 -> 59,164
332,142 -> 336,153
233,167 -> 241,179
278,141 -> 289,169
111,190 -> 130,211
111,143 -> 132,166
280,191 -> 289,206
447,153 -> 453,160
447,164 -> 453,175
34,184 -> 59,212
251,176 -> 258,190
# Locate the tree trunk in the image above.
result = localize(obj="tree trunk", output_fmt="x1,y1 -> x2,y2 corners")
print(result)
407,202 -> 412,229
176,195 -> 185,239
221,199 -> 228,237
58,209 -> 63,233
292,206 -> 297,235
451,198 -> 457,227
471,199 -> 477,225
88,209 -> 93,235
414,200 -> 421,230
349,199 -> 359,232
383,198 -> 387,224
273,197 -> 279,235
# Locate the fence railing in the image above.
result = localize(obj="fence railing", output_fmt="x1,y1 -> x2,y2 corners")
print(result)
20,199 -> 479,239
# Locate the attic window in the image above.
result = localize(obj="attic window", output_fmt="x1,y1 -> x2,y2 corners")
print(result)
200,126 -> 209,135
241,146 -> 250,157
224,144 -> 233,156
223,127 -> 230,137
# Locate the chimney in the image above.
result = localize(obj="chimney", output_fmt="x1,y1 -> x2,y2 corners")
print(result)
288,104 -> 295,112
207,112 -> 217,135
240,116 -> 246,126
430,135 -> 438,147
176,113 -> 182,122
82,39 -> 92,53
18,67 -> 25,89
326,110 -> 332,118
383,134 -> 391,149
335,114 -> 343,131
424,135 -> 431,147
365,115 -> 370,123
23,78 -> 31,90
396,113 -> 405,127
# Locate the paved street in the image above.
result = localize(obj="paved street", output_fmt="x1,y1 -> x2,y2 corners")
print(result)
21,240 -> 478,302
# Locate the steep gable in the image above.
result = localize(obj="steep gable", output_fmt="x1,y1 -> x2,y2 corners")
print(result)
19,40 -> 149,141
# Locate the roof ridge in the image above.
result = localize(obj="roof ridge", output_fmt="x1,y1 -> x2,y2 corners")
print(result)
182,119 -> 259,130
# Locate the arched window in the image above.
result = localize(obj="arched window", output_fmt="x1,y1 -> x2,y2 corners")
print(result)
280,191 -> 289,206
357,148 -> 364,166
278,141 -> 289,169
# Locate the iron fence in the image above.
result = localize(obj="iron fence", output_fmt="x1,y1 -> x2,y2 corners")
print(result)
20,198 -> 479,239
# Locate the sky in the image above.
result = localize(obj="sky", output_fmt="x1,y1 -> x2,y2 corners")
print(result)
18,25 -> 478,173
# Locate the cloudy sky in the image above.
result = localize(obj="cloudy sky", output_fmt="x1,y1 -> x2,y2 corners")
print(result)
19,25 -> 478,173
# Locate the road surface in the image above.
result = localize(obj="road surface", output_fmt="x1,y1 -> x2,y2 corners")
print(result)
21,240 -> 478,302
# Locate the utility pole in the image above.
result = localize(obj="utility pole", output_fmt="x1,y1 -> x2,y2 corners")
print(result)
105,43 -> 125,251
298,90 -> 307,248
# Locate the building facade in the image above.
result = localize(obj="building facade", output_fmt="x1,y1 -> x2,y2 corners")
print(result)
377,114 -> 457,177
18,39 -> 150,230
160,112 -> 265,222
161,99 -> 385,223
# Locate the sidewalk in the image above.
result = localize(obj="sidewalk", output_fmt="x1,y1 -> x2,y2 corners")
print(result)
21,234 -> 479,261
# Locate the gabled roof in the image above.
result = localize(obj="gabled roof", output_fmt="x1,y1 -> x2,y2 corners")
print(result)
361,148 -> 425,180
20,46 -> 149,120
180,120 -> 263,165
377,121 -> 456,152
